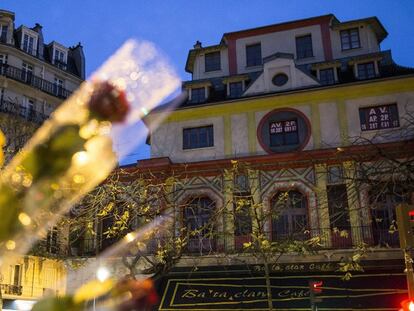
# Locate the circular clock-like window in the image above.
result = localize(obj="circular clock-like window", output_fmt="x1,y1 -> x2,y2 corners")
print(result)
257,108 -> 311,154
272,73 -> 289,86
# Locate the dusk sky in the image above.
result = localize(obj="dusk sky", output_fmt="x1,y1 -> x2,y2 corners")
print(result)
2,0 -> 414,164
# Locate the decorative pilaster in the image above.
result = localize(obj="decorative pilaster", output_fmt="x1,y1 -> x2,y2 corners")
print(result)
223,169 -> 235,252
314,164 -> 331,247
343,161 -> 364,245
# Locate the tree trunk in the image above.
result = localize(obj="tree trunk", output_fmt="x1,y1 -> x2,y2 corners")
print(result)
263,258 -> 273,311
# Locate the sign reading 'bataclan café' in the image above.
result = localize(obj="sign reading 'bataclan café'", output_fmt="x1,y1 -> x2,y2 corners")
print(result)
157,262 -> 407,310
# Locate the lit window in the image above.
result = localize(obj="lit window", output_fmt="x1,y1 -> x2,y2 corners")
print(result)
22,33 -> 36,55
296,35 -> 313,59
357,62 -> 376,79
359,103 -> 399,131
341,28 -> 360,50
190,87 -> 206,103
269,119 -> 299,147
205,51 -> 221,72
229,81 -> 243,97
183,125 -> 214,149
246,43 -> 262,67
319,68 -> 335,85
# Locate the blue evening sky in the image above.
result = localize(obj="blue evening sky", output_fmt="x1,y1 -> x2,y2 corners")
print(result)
2,0 -> 414,164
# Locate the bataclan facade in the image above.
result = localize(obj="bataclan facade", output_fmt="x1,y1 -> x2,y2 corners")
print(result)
73,14 -> 414,310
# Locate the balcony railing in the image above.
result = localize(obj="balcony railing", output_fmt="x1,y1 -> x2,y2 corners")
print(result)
0,64 -> 72,99
0,99 -> 48,124
68,225 -> 400,257
1,284 -> 23,296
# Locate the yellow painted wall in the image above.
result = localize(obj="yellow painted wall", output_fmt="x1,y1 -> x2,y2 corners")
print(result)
0,256 -> 66,300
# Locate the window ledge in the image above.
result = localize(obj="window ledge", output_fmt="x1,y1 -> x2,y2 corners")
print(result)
183,146 -> 215,152
296,56 -> 315,61
341,47 -> 362,53
245,65 -> 262,70
360,126 -> 400,134
204,69 -> 222,73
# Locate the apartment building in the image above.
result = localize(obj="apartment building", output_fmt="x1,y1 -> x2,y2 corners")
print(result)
0,9 -> 84,310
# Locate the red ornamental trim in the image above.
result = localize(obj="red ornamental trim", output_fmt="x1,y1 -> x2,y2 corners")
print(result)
257,107 -> 312,155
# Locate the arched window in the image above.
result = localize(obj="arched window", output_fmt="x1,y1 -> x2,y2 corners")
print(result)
369,184 -> 408,247
271,190 -> 308,241
184,197 -> 216,253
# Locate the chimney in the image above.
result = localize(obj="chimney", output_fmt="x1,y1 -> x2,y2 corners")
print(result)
193,40 -> 202,49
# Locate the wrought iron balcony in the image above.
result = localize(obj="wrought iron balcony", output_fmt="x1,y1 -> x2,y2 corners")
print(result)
68,225 -> 400,257
0,284 -> 23,296
0,63 -> 72,99
0,99 -> 48,124
53,59 -> 68,71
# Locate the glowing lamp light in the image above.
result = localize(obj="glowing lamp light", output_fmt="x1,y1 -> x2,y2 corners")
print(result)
309,280 -> 323,294
96,266 -> 111,282
6,240 -> 16,250
72,151 -> 89,166
401,299 -> 414,311
125,232 -> 136,243
18,212 -> 32,226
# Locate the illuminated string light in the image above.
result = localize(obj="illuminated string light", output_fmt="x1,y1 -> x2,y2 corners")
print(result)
73,174 -> 85,184
18,213 -> 31,226
6,240 -> 16,250
96,266 -> 111,282
125,232 -> 136,243
72,151 -> 89,166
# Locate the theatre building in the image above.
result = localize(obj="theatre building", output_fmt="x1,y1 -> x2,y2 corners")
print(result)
136,14 -> 414,310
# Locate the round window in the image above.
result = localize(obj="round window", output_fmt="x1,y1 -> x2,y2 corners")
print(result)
257,108 -> 311,154
272,73 -> 289,86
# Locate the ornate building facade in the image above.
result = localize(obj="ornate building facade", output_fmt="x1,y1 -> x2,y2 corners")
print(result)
136,14 -> 414,310
0,9 -> 84,310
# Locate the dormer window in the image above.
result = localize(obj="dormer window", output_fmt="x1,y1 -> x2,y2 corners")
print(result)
190,87 -> 206,103
319,68 -> 336,85
53,48 -> 67,70
357,62 -> 376,79
223,75 -> 248,98
22,31 -> 37,56
229,81 -> 243,98
340,28 -> 360,50
205,51 -> 221,72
